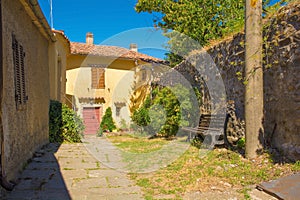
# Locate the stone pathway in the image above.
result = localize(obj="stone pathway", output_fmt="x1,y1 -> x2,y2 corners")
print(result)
1,136 -> 144,200
1,135 -> 280,200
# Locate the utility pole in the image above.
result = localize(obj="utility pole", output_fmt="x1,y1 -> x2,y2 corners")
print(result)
50,0 -> 53,29
245,0 -> 264,159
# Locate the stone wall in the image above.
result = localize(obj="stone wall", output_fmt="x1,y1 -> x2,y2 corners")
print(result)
263,2 -> 300,160
1,0 -> 51,181
175,2 -> 300,160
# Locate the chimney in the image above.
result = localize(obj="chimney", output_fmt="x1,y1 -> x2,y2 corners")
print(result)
129,43 -> 138,52
86,32 -> 94,45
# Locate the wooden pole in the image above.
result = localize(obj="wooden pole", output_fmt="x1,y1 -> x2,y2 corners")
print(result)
245,0 -> 264,159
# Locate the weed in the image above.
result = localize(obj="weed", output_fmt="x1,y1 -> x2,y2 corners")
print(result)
63,168 -> 74,170
292,160 -> 300,171
96,161 -> 100,168
22,162 -> 29,170
105,154 -> 109,162
239,188 -> 251,199
86,168 -> 100,171
73,177 -> 85,185
207,167 -> 214,175
137,178 -> 151,188
237,137 -> 245,149
145,195 -> 153,200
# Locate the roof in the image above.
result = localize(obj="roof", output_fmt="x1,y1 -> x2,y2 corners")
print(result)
52,30 -> 70,43
70,42 -> 164,63
52,30 -> 71,53
19,0 -> 56,42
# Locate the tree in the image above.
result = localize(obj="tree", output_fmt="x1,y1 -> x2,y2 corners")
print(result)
136,0 -> 244,46
245,0 -> 264,159
100,107 -> 116,132
136,0 -> 245,65
135,0 -> 276,66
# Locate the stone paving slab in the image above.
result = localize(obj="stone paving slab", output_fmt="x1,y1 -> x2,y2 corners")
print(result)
1,135 -> 278,200
1,139 -> 144,200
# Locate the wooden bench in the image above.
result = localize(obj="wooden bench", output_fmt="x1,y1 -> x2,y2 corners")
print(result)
182,114 -> 226,146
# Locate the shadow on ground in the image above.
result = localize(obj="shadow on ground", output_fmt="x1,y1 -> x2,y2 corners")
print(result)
1,143 -> 71,200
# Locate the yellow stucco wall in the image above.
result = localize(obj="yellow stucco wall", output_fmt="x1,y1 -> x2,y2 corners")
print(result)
1,0 -> 51,181
67,47 -> 160,129
66,54 -> 152,127
49,33 -> 69,103
66,64 -> 135,127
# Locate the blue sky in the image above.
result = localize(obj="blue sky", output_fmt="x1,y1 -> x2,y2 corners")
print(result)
38,0 -> 281,59
38,0 -> 168,58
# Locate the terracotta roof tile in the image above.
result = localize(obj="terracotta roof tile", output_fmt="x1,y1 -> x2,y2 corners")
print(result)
70,42 -> 164,63
52,30 -> 71,48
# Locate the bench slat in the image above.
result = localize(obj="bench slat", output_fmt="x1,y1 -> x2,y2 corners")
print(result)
182,113 -> 226,145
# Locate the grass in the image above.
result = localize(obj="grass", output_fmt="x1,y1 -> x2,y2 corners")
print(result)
106,133 -> 170,153
109,133 -> 300,199
292,160 -> 300,171
239,188 -> 251,200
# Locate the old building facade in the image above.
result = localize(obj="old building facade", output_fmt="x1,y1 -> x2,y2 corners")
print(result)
0,0 -> 69,185
49,30 -> 70,103
66,33 -> 162,133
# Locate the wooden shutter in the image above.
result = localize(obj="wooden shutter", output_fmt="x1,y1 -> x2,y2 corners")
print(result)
20,45 -> 27,104
12,34 -> 27,109
91,68 -> 105,89
98,69 -> 105,89
91,68 -> 97,88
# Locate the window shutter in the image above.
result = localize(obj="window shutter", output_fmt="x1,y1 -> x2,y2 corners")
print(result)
12,35 -> 21,105
98,69 -> 105,89
20,45 -> 27,103
91,68 -> 105,89
12,34 -> 27,109
91,68 -> 97,89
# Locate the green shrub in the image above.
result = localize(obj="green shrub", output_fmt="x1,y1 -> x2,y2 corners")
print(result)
49,100 -> 85,143
61,104 -> 85,143
131,84 -> 200,138
49,100 -> 63,143
131,97 -> 151,127
292,160 -> 300,171
100,107 -> 116,132
97,127 -> 103,137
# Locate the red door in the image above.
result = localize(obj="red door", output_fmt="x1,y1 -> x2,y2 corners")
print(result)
83,107 -> 101,134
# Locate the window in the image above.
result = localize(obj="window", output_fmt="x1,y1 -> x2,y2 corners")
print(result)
12,34 -> 27,109
91,68 -> 105,89
114,102 -> 126,117
57,56 -> 62,100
